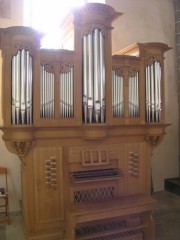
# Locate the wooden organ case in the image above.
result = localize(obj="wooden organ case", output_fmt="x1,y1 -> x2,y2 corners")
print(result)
0,3 -> 171,240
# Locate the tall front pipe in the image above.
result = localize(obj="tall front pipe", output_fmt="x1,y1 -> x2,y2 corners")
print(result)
16,52 -> 21,124
100,31 -> 105,123
70,67 -> 74,117
83,36 -> 88,122
12,56 -> 16,124
29,56 -> 32,124
26,51 -> 30,123
94,29 -> 100,123
87,33 -> 93,123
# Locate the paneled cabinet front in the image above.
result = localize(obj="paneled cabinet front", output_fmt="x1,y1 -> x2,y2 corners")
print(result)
125,142 -> 151,195
32,147 -> 64,234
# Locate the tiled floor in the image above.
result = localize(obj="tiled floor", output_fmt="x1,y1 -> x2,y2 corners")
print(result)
6,215 -> 25,240
2,191 -> 180,240
153,191 -> 180,240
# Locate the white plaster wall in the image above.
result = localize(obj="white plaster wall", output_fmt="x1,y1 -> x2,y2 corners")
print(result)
107,0 -> 179,191
0,135 -> 22,212
0,0 -> 23,27
0,0 -> 24,212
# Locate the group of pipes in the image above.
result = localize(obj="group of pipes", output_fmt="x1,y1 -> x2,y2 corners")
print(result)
82,28 -> 105,123
112,70 -> 139,118
12,49 -> 33,124
11,46 -> 162,125
145,61 -> 161,122
40,66 -> 74,119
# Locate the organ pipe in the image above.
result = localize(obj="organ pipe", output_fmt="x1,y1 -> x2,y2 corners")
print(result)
100,31 -> 105,123
82,28 -> 105,123
145,61 -> 161,122
11,49 -> 33,124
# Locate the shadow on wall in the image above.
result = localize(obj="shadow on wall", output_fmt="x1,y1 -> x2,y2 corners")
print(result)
0,131 -> 21,213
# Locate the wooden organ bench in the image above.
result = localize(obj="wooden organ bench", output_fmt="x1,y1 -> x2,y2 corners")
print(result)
66,194 -> 155,240
0,3 -> 170,240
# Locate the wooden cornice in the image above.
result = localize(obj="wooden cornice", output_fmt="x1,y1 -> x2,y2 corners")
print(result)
0,123 -> 170,158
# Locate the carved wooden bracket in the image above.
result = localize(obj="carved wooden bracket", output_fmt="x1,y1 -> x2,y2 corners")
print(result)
145,135 -> 162,148
12,141 -> 34,158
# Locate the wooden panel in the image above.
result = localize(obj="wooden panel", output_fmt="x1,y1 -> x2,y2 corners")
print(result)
125,142 -> 150,195
33,147 -> 64,226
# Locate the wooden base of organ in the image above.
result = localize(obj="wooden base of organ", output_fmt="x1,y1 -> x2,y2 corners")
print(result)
2,125 -> 166,240
0,3 -> 170,240
66,194 -> 155,240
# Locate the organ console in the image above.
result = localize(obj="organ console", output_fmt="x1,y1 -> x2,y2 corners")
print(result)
0,3 -> 171,240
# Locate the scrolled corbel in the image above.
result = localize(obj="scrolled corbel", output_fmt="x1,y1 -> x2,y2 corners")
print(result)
12,141 -> 34,159
145,135 -> 162,148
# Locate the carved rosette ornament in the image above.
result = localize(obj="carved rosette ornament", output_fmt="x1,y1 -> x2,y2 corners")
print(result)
41,61 -> 73,74
145,135 -> 162,147
81,24 -> 107,37
12,141 -> 34,159
145,56 -> 162,67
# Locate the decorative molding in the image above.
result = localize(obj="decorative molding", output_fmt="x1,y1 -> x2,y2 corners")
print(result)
41,61 -> 73,74
113,66 -> 139,78
81,24 -> 107,37
13,42 -> 33,51
0,0 -> 10,19
145,56 -> 161,66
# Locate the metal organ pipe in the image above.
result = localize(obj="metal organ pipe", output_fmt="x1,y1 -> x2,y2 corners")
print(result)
155,61 -> 161,121
99,31 -> 105,123
145,61 -> 161,122
83,36 -> 88,123
26,51 -> 32,124
87,33 -> 93,123
82,28 -> 105,123
11,49 -> 33,124
94,29 -> 100,123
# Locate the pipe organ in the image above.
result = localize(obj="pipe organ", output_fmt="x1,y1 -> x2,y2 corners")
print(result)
0,3 -> 170,240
